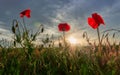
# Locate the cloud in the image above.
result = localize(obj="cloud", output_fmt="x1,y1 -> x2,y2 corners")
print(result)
0,27 -> 13,41
100,0 -> 120,29
0,21 -> 6,25
0,0 -> 120,44
48,0 -> 120,43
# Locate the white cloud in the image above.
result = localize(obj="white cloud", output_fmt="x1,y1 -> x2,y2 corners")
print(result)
0,27 -> 13,41
0,21 -> 5,25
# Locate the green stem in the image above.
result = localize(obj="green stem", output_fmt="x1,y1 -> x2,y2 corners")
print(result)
22,17 -> 29,39
63,31 -> 66,47
22,17 -> 27,32
97,27 -> 101,52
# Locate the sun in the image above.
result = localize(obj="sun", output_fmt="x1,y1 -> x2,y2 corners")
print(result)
67,36 -> 77,44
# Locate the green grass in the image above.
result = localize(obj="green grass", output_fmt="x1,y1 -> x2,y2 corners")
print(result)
0,45 -> 120,75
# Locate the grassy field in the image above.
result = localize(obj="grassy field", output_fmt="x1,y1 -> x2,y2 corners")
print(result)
0,42 -> 120,75
0,12 -> 120,75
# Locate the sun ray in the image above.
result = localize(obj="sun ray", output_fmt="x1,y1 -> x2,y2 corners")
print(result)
67,36 -> 77,45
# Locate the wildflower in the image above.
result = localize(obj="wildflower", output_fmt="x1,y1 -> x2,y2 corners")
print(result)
20,9 -> 31,18
88,13 -> 105,29
87,13 -> 105,54
58,23 -> 70,32
58,23 -> 70,47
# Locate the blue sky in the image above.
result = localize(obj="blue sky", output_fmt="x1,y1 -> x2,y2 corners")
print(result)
0,0 -> 120,45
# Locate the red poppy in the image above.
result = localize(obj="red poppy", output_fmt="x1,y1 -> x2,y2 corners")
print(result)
92,13 -> 105,25
88,17 -> 99,29
20,9 -> 31,18
88,13 -> 105,29
58,23 -> 70,32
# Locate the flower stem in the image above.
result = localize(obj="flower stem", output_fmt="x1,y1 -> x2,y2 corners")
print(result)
22,17 -> 27,32
63,31 -> 66,47
97,27 -> 101,53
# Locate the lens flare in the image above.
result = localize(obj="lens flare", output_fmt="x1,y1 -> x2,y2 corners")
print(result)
68,37 -> 77,44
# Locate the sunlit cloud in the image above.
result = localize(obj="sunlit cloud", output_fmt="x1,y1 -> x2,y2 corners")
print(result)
0,28 -> 13,41
0,0 -> 120,45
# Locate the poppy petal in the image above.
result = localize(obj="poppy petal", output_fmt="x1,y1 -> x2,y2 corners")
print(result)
20,14 -> 24,18
88,17 -> 99,29
58,23 -> 70,32
20,9 -> 31,18
96,14 -> 105,25
25,9 -> 31,18
92,13 -> 105,25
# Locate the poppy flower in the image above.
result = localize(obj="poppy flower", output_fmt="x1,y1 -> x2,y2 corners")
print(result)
58,23 -> 70,32
88,13 -> 105,29
20,9 -> 31,18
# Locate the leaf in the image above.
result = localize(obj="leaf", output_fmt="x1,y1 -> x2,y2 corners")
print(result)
32,34 -> 37,41
81,64 -> 87,75
16,35 -> 21,43
112,70 -> 116,75
100,34 -> 104,44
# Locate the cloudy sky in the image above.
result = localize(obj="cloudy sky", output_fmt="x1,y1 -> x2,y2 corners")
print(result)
0,0 -> 120,45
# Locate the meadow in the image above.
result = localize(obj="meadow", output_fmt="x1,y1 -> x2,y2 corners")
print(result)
0,9 -> 120,75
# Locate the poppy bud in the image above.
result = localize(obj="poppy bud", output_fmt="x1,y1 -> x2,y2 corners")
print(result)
41,27 -> 44,33
12,26 -> 15,33
83,33 -> 85,38
46,37 -> 49,43
59,42 -> 62,47
14,41 -> 16,46
15,22 -> 18,27
49,44 -> 51,47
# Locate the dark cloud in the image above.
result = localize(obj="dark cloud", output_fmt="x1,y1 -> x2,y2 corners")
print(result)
26,0 -> 71,24
0,0 -> 120,41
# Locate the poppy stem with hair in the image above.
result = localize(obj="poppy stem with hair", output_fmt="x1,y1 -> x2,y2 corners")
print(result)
22,17 -> 29,39
97,27 -> 101,53
58,23 -> 70,47
22,17 -> 27,32
63,31 -> 66,47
